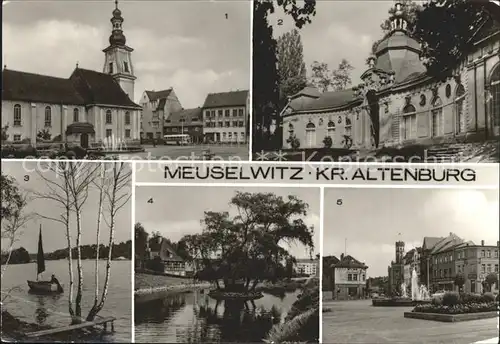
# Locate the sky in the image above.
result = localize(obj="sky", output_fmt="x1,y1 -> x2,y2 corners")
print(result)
136,186 -> 320,259
1,161 -> 132,253
269,0 -> 403,85
323,188 -> 500,277
2,0 -> 251,108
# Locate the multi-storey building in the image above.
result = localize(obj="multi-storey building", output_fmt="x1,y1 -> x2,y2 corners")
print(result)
454,240 -> 499,293
429,233 -> 467,292
202,90 -> 249,143
1,1 -> 142,147
294,258 -> 319,277
420,236 -> 444,288
164,107 -> 204,144
140,88 -> 182,140
280,1 -> 500,150
331,254 -> 368,300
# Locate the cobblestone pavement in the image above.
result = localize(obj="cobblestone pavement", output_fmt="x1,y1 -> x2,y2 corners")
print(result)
322,299 -> 498,344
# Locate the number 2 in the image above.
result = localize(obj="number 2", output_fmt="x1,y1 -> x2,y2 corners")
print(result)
278,19 -> 283,25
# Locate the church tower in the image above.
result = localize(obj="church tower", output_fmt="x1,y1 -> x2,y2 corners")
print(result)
102,0 -> 136,100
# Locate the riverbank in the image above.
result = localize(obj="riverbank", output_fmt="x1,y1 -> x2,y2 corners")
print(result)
134,273 -> 211,301
1,310 -> 110,342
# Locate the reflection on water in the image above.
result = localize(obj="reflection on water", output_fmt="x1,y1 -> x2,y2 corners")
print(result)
1,260 -> 131,342
135,289 -> 299,343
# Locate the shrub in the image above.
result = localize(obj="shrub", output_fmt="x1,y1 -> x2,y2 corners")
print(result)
442,291 -> 461,306
323,136 -> 333,148
481,292 -> 496,303
286,135 -> 300,150
460,292 -> 483,304
431,294 -> 443,306
413,302 -> 497,314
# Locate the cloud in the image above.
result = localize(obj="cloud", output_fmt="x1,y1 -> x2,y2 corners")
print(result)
2,1 -> 250,108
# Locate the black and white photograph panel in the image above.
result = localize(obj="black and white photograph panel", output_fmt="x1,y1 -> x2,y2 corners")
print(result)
134,186 -> 320,343
253,0 -> 500,162
1,160 -> 132,342
2,0 -> 250,161
322,187 -> 499,344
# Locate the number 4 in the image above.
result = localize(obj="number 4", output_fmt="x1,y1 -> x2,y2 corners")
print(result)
147,198 -> 154,204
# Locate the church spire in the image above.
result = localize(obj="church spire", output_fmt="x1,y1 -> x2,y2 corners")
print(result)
109,0 -> 126,46
389,1 -> 408,33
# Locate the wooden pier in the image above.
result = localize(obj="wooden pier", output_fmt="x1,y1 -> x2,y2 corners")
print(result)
25,316 -> 116,339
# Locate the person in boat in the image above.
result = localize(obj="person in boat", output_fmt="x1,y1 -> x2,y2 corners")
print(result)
51,274 -> 64,292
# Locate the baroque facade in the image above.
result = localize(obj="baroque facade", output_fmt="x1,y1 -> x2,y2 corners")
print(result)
281,2 -> 500,150
1,1 -> 141,147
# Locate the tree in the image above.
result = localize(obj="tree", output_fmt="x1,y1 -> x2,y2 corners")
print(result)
253,0 -> 317,152
371,1 -> 422,55
37,129 -> 51,141
183,192 -> 315,294
135,223 -> 149,268
87,162 -> 131,321
34,161 -> 99,321
33,161 -> 75,319
322,136 -> 333,148
332,59 -> 354,91
485,273 -> 499,292
413,0 -> 494,77
310,61 -> 331,93
276,29 -> 307,108
454,273 -> 465,293
381,0 -> 421,34
1,173 -> 31,282
309,59 -> 354,92
1,125 -> 9,141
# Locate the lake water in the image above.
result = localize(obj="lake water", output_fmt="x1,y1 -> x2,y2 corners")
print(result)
134,289 -> 300,343
1,259 -> 131,342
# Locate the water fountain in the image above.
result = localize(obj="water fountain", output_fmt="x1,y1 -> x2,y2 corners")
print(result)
373,268 -> 431,307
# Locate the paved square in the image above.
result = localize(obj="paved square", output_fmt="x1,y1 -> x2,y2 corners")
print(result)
322,300 -> 498,344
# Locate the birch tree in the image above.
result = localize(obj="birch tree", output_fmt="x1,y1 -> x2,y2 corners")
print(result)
34,161 -> 98,321
87,162 -> 131,321
66,161 -> 100,319
1,173 -> 31,302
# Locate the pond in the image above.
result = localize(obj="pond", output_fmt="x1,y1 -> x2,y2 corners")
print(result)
134,289 -> 300,343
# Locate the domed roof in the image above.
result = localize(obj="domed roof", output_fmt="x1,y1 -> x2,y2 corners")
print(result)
112,8 -> 122,18
375,31 -> 421,55
109,32 -> 126,46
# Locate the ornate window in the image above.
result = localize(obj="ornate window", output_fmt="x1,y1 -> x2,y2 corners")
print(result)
44,106 -> 52,127
420,94 -> 426,107
402,104 -> 416,140
455,84 -> 466,133
445,84 -> 452,98
345,117 -> 352,136
125,111 -> 131,125
490,64 -> 500,127
13,104 -> 21,126
73,108 -> 79,123
106,110 -> 112,124
327,121 -> 336,136
431,97 -> 443,137
305,122 -> 316,148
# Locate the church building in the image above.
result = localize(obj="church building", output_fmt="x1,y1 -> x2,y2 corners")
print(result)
1,1 -> 141,148
281,2 -> 500,150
